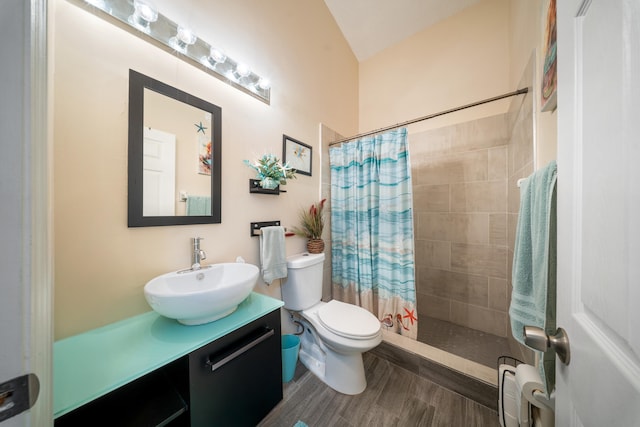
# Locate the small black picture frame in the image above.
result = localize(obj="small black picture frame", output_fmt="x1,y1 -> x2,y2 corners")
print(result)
282,134 -> 312,176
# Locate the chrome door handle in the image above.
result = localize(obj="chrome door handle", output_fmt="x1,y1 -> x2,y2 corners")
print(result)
0,374 -> 39,422
523,326 -> 571,365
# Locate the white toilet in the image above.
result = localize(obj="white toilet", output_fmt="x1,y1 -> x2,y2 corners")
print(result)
282,252 -> 382,395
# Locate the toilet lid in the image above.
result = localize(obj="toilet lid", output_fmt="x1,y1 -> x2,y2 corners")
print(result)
317,300 -> 380,339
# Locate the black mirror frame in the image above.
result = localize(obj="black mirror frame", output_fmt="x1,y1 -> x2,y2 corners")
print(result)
128,69 -> 222,227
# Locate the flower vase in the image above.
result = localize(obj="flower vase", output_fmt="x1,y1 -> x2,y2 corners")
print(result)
260,177 -> 279,190
307,239 -> 324,254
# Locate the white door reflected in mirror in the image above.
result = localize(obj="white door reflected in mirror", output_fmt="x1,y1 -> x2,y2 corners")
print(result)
143,127 -> 176,216
143,88 -> 212,217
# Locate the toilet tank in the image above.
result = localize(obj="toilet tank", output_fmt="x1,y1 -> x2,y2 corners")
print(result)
282,252 -> 325,311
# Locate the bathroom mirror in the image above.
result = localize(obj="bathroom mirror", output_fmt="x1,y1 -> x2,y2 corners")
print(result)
128,70 -> 222,227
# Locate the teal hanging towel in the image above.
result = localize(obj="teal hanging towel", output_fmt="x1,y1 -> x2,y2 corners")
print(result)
509,160 -> 557,396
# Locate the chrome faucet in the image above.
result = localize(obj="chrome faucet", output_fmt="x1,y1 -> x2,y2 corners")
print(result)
192,237 -> 206,270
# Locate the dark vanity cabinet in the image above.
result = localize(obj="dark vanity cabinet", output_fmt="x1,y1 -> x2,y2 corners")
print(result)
189,310 -> 282,426
55,309 -> 282,427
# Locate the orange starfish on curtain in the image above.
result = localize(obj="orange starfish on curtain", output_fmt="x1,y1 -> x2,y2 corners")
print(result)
403,308 -> 417,325
396,314 -> 409,331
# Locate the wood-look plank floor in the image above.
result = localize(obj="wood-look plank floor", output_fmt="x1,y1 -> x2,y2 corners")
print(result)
258,352 -> 499,427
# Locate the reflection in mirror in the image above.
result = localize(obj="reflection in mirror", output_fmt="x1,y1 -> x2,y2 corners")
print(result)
129,70 -> 222,227
143,89 -> 212,216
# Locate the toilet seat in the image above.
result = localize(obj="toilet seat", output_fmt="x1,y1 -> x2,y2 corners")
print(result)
316,300 -> 380,340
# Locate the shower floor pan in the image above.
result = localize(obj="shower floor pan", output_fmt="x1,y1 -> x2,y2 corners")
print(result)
418,316 -> 515,368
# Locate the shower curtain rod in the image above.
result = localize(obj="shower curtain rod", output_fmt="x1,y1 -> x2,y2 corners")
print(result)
329,88 -> 529,146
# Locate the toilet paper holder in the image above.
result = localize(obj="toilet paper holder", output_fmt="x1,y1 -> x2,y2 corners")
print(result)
523,326 -> 571,365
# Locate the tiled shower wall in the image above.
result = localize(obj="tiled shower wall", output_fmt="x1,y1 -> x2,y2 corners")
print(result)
411,115 -> 512,337
506,55 -> 536,364
322,61 -> 535,353
323,114 -> 529,340
412,58 -> 535,344
320,124 -> 341,302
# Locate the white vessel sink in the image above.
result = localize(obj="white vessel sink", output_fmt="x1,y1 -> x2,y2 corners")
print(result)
144,263 -> 259,325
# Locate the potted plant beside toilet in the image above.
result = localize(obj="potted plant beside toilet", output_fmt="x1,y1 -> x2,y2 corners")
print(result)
292,199 -> 326,253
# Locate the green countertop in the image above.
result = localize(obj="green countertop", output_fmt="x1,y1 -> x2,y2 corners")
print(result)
53,292 -> 283,418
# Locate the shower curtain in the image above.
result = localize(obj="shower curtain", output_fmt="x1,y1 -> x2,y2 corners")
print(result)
329,128 -> 418,339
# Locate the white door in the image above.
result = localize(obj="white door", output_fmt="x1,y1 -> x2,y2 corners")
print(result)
0,0 -> 51,425
556,0 -> 640,425
143,127 -> 176,216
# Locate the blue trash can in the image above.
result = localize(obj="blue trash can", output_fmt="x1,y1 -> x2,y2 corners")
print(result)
281,334 -> 301,382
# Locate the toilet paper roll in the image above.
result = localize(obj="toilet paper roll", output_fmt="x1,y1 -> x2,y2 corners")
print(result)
515,363 -> 555,411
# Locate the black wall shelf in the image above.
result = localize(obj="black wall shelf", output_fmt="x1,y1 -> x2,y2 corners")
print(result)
249,179 -> 286,195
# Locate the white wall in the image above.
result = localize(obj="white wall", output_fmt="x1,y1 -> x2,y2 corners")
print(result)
53,0 -> 558,341
359,0 -> 511,134
353,0 -> 557,364
358,0 -> 557,167
508,0 -> 558,169
53,0 -> 359,339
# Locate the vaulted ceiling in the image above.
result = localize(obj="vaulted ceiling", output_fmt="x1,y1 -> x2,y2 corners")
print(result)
323,0 -> 482,61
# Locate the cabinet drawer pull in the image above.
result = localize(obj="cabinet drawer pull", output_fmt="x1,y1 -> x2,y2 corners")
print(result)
205,327 -> 275,372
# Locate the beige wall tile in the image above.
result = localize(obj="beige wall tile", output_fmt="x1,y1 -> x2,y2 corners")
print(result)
488,146 -> 507,180
507,249 -> 514,289
508,104 -> 534,176
321,125 -> 342,301
322,263 -> 332,301
415,240 -> 451,270
416,150 -> 488,185
488,277 -> 508,311
458,150 -> 490,182
413,184 -> 450,212
507,213 -> 519,251
451,181 -> 506,213
415,160 -> 449,186
418,268 -> 488,307
416,164 -> 448,186
409,128 -> 452,160
322,126 -> 343,200
451,301 -> 508,337
451,243 -> 507,278
450,115 -> 510,153
507,161 -> 533,213
489,213 -> 507,246
408,110 -> 532,337
450,213 -> 489,244
417,212 -> 450,240
417,292 -> 451,322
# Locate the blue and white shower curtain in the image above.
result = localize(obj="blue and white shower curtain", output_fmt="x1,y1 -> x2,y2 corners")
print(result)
329,128 -> 418,339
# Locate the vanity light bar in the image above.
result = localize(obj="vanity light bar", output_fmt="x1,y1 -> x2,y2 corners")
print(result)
71,0 -> 271,104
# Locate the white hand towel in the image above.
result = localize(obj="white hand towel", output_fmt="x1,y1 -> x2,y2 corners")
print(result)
259,226 -> 287,285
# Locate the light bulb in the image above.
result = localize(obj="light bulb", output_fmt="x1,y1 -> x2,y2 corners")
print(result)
128,0 -> 158,32
86,0 -> 107,10
257,77 -> 271,90
176,26 -> 196,45
235,63 -> 251,78
134,0 -> 157,22
170,26 -> 196,52
209,47 -> 226,64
